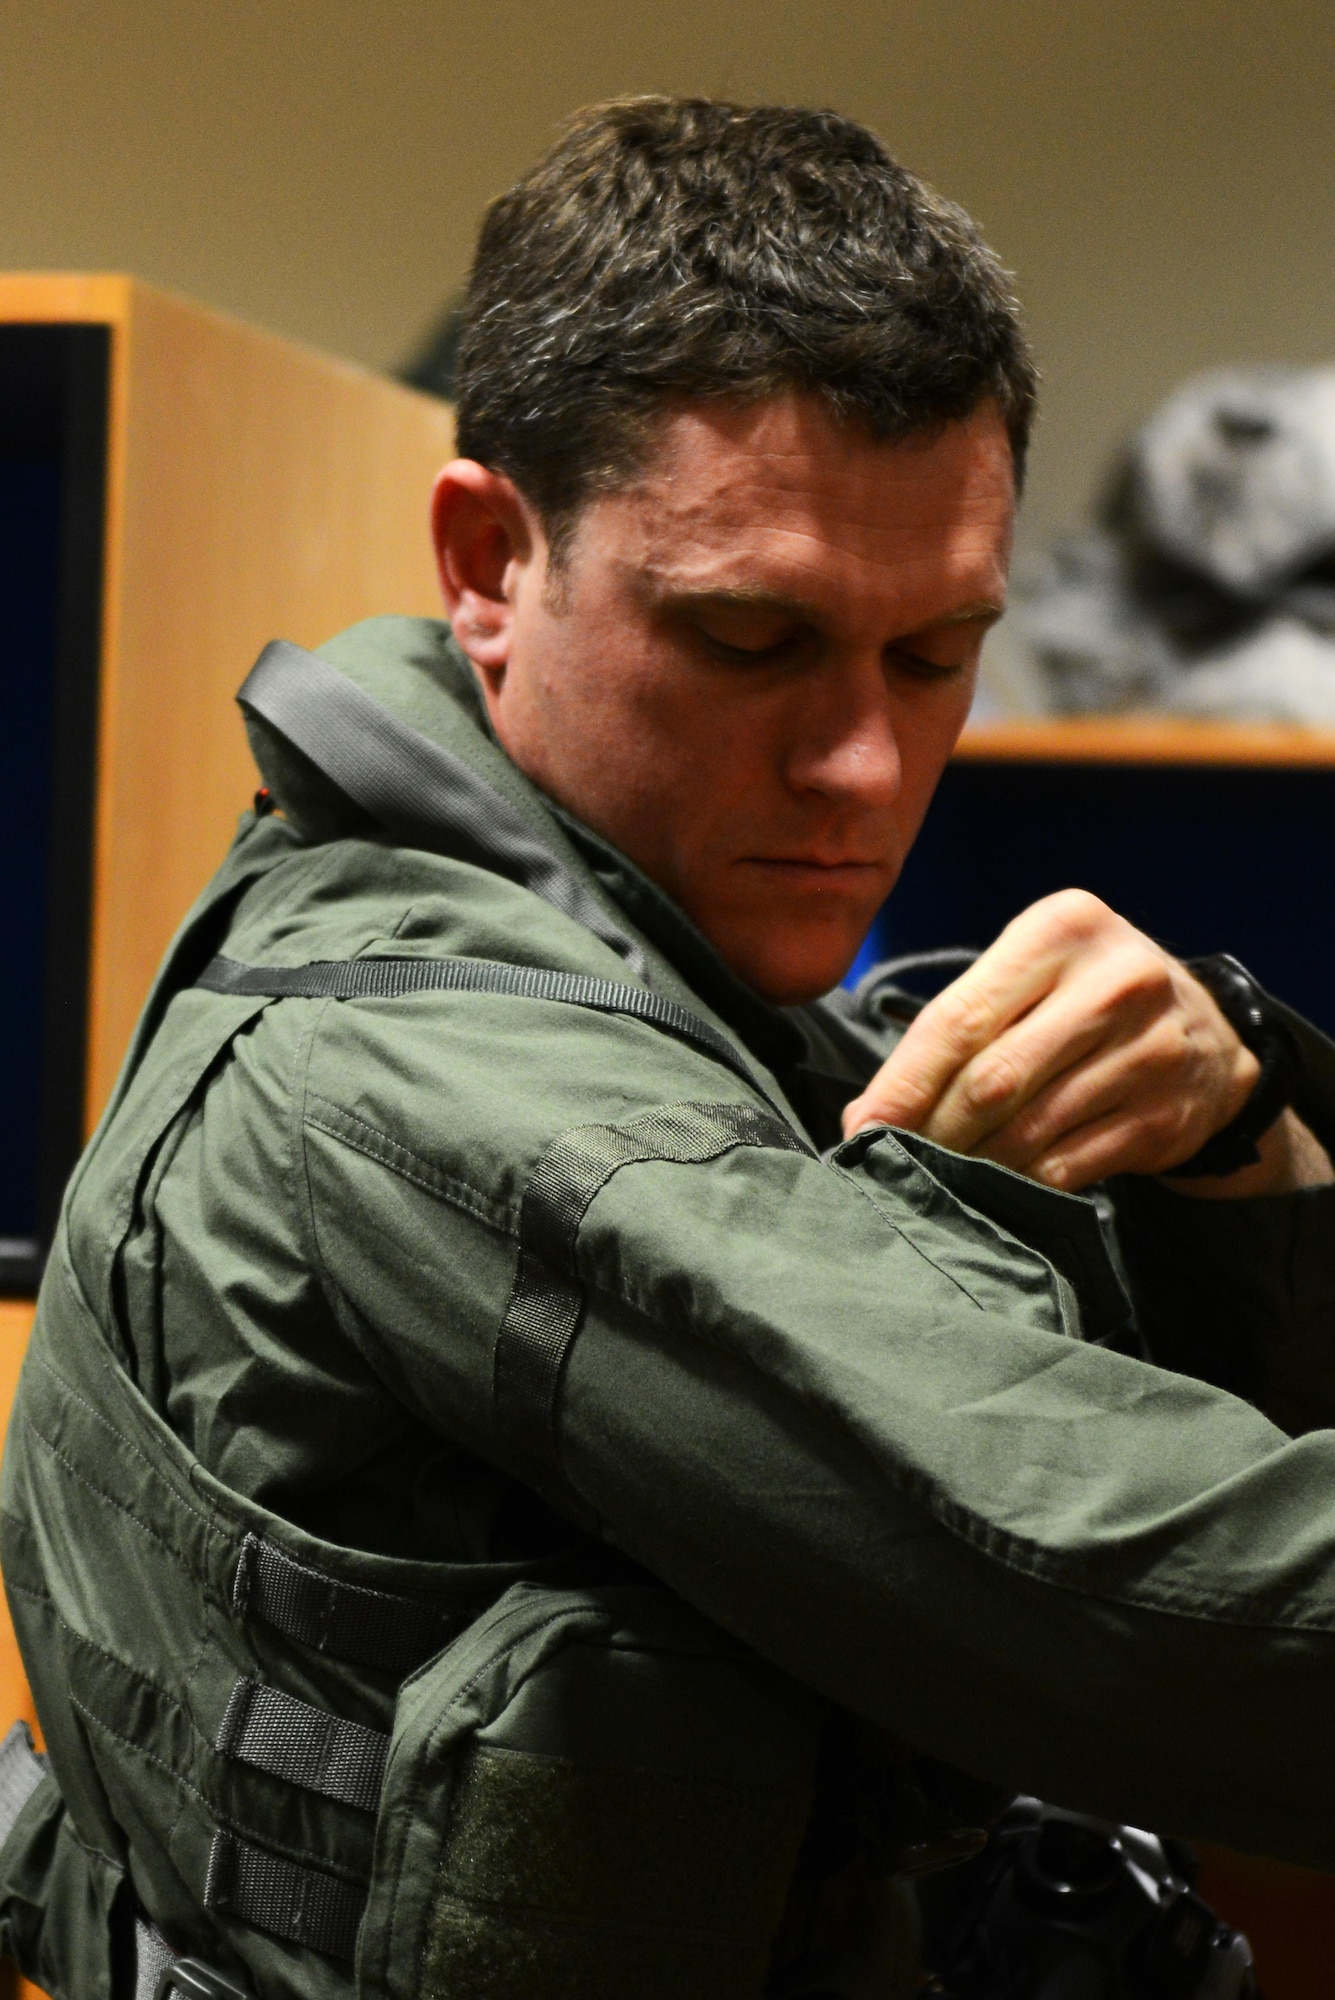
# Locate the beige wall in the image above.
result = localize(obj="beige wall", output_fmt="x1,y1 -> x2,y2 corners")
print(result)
3,0 -> 1334,549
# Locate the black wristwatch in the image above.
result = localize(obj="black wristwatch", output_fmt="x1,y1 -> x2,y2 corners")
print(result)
1170,954 -> 1300,1177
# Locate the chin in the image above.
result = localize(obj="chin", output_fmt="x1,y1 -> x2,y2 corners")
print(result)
727,927 -> 868,1007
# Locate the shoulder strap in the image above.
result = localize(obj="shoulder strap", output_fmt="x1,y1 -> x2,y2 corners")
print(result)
239,640 -> 649,980
195,952 -> 797,1114
77,816 -> 302,1157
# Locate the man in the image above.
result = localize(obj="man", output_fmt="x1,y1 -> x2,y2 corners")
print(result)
3,96 -> 1335,2000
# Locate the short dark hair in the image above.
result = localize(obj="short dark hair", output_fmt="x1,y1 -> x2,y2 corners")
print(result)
454,96 -> 1036,547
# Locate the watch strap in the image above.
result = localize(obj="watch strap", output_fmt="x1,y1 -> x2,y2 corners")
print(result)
1169,954 -> 1299,1177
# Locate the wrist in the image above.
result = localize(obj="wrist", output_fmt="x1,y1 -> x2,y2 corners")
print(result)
1169,955 -> 1301,1178
1162,1107 -> 1334,1199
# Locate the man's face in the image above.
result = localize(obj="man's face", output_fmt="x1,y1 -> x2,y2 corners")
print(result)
453,394 -> 1015,1004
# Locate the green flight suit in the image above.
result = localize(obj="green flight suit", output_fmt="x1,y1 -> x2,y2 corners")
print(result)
5,615 -> 1335,1999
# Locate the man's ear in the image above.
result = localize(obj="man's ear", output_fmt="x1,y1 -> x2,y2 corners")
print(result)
430,460 -> 538,679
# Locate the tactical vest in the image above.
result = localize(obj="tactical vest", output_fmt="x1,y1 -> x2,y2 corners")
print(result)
0,806 -> 989,2000
0,642 -> 1033,2000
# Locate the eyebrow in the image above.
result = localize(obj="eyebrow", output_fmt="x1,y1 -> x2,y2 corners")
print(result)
653,585 -> 1006,628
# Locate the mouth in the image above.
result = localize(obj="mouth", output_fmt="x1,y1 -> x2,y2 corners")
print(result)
740,855 -> 889,891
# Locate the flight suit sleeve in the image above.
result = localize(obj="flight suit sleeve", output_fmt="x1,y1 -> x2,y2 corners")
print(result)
1110,996 -> 1335,1434
293,990 -> 1335,1874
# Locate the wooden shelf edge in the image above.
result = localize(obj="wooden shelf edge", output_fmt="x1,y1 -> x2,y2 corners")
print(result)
956,717 -> 1335,767
0,273 -> 450,427
0,272 -> 134,326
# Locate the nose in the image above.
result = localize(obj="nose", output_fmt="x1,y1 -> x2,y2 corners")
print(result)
783,651 -> 904,809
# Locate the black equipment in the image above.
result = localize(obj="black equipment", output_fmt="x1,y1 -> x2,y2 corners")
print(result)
922,1798 -> 1257,2000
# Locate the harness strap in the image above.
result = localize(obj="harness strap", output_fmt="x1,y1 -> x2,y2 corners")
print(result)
205,1829 -> 365,1962
196,952 -> 781,1109
496,1102 -> 808,1476
0,1721 -> 48,1845
239,640 -> 650,980
216,1678 -> 388,1814
231,1530 -> 461,1676
133,1918 -> 178,2000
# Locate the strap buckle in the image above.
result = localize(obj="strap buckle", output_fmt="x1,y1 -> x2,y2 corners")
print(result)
154,1959 -> 256,2000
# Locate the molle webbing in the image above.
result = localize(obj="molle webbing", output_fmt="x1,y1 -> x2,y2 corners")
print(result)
195,952 -> 784,1110
496,1103 -> 808,1476
239,639 -> 651,979
231,1529 -> 464,1674
206,1516 -> 473,1963
216,1678 -> 388,1814
203,1534 -> 459,1959
205,1829 -> 365,1964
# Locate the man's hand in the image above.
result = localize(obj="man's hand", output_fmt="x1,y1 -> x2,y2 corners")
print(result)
841,890 -> 1333,1194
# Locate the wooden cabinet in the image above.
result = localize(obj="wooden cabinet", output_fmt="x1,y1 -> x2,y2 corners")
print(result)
0,274 -> 454,1286
0,274 -> 454,1998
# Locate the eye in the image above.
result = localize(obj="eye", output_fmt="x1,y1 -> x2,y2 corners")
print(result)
689,603 -> 803,660
888,629 -> 986,680
890,646 -> 963,680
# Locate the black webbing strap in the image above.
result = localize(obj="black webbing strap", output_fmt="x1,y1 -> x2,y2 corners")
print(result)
196,951 -> 783,1109
495,1102 -> 808,1473
205,1828 -> 365,1962
232,1532 -> 459,1676
216,1677 -> 388,1814
239,639 -> 648,979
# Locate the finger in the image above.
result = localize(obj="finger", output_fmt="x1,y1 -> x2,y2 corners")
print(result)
971,1010 -> 1261,1186
928,1041 -> 1145,1170
842,936 -> 1062,1135
1002,1100 -> 1184,1193
842,891 -> 1131,1139
913,956 -> 1159,1154
960,1053 -> 1155,1179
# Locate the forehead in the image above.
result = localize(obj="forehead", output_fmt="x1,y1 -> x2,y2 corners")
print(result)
577,392 -> 1016,620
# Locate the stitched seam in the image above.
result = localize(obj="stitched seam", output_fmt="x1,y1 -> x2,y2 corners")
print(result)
21,1413 -> 202,1576
170,1542 -> 217,1853
304,1103 -> 513,1233
3,1578 -> 53,1606
17,1585 -> 191,1714
835,1168 -> 995,1313
291,998 -> 341,1354
92,1004 -> 271,1332
281,988 -> 317,1283
306,1091 -> 509,1223
46,1594 -> 376,1837
71,1689 -> 212,1813
377,1738 -> 436,1996
27,1348 -> 217,1536
39,1593 -> 211,1862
